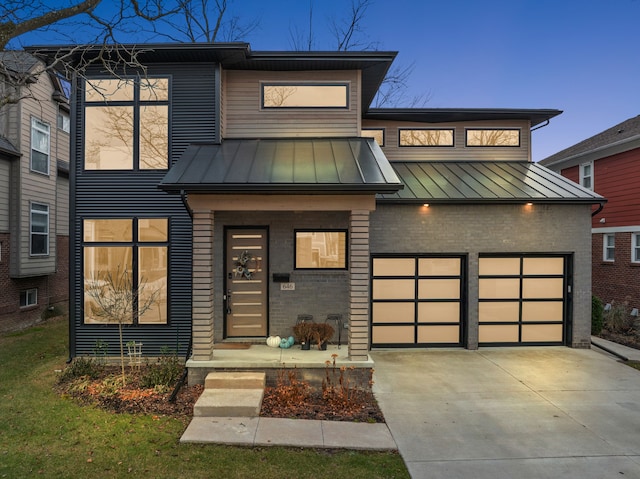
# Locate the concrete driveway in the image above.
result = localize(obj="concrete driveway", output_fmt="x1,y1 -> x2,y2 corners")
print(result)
371,343 -> 640,479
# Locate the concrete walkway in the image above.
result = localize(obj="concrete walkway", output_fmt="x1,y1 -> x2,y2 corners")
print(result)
371,338 -> 640,479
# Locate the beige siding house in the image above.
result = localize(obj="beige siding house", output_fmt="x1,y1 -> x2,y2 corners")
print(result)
0,52 -> 70,332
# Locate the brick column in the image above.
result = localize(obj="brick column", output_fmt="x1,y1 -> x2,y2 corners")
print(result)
191,210 -> 214,361
349,210 -> 370,361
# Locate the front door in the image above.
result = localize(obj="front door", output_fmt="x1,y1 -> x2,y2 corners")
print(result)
225,228 -> 268,338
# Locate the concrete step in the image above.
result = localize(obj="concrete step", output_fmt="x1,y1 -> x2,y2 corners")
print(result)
204,371 -> 266,390
194,389 -> 264,417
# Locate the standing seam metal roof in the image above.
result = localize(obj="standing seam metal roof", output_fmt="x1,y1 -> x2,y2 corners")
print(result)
378,161 -> 605,203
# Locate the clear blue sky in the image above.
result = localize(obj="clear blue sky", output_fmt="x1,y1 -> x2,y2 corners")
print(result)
18,0 -> 640,161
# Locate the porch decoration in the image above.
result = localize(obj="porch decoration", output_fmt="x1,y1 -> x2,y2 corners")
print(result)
266,335 -> 281,348
279,336 -> 295,349
234,250 -> 254,279
313,323 -> 335,350
292,322 -> 314,350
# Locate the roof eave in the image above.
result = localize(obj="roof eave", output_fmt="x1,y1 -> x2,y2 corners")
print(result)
160,184 -> 403,194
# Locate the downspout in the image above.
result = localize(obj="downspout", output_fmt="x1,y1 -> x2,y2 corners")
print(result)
180,189 -> 193,219
530,119 -> 550,132
591,202 -> 605,217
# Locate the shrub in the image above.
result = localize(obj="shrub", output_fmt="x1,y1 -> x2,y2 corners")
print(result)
322,354 -> 374,410
604,302 -> 635,334
592,295 -> 604,335
140,348 -> 182,389
271,368 -> 310,407
58,357 -> 103,383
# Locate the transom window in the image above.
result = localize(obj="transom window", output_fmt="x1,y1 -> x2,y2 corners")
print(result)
31,118 -> 50,174
466,128 -> 520,147
83,218 -> 169,324
361,128 -> 385,146
30,202 -> 49,256
262,83 -> 349,108
84,77 -> 169,170
603,233 -> 615,262
295,230 -> 347,269
580,162 -> 593,190
399,129 -> 454,147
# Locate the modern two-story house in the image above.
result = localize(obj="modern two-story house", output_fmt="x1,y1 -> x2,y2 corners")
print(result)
540,115 -> 640,311
0,51 -> 70,332
30,43 -> 603,380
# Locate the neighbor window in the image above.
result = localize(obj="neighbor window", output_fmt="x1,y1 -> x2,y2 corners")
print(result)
361,128 -> 385,146
31,118 -> 50,174
603,233 -> 615,262
466,128 -> 520,147
580,162 -> 593,190
57,109 -> 70,133
399,129 -> 454,147
84,77 -> 169,170
632,233 -> 640,263
262,83 -> 349,108
20,289 -> 38,308
30,203 -> 49,256
295,230 -> 347,269
83,218 -> 168,324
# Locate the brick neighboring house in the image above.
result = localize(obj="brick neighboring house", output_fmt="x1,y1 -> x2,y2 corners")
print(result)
0,52 -> 70,333
30,43 -> 603,380
540,115 -> 640,311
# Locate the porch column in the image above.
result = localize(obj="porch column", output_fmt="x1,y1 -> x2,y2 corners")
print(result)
349,209 -> 370,361
191,210 -> 214,360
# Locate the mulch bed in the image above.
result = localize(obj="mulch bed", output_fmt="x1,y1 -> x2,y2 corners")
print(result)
597,331 -> 640,350
56,366 -> 385,423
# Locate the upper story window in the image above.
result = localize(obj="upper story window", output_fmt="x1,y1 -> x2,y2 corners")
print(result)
262,83 -> 349,109
362,128 -> 385,146
399,129 -> 454,147
57,109 -> 70,134
603,233 -> 615,262
31,118 -> 50,175
84,77 -> 169,170
30,202 -> 49,256
466,128 -> 520,147
580,162 -> 593,190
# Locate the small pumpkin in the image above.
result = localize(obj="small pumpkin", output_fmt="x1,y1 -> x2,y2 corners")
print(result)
280,337 -> 292,349
266,335 -> 281,348
286,336 -> 295,347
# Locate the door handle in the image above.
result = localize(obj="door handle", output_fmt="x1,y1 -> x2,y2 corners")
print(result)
226,289 -> 232,314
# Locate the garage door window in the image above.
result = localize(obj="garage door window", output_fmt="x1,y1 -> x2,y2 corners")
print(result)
479,255 -> 566,345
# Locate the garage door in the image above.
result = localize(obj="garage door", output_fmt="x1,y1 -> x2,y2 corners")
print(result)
371,255 -> 465,347
478,255 -> 569,345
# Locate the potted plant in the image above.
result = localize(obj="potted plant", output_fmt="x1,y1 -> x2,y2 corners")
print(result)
311,323 -> 335,350
292,322 -> 314,350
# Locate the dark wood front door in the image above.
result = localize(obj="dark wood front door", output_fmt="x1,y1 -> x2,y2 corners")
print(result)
225,228 -> 268,337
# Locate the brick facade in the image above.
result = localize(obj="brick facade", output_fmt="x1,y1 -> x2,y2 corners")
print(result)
592,231 -> 640,310
0,233 -> 69,333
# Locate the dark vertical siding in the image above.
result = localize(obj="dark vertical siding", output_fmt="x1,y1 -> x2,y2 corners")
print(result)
70,63 -> 218,357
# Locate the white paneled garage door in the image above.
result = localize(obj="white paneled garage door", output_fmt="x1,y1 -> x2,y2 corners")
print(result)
478,255 -> 569,345
371,255 -> 465,347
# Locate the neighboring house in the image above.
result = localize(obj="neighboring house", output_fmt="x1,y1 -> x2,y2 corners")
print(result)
30,43 -> 602,380
540,115 -> 640,311
0,51 -> 70,332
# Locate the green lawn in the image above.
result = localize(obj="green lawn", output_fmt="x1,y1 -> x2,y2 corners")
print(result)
0,317 -> 409,479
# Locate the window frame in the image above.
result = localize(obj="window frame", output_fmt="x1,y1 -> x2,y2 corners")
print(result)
579,161 -> 593,190
30,202 -> 49,256
361,128 -> 385,147
465,128 -> 521,147
631,233 -> 640,264
57,108 -> 70,134
83,76 -> 170,171
603,233 -> 615,262
20,288 -> 38,308
261,82 -> 350,109
399,128 -> 455,147
30,117 -> 50,175
82,217 -> 170,325
294,229 -> 348,270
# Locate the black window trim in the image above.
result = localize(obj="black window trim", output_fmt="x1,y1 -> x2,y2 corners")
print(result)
398,128 -> 455,148
465,127 -> 521,148
261,81 -> 350,110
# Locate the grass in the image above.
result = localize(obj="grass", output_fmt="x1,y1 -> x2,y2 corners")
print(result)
624,360 -> 640,372
0,318 -> 409,479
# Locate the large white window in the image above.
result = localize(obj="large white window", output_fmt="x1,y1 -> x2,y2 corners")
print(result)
580,162 -> 593,190
30,203 -> 49,256
603,233 -> 615,262
31,118 -> 50,174
632,233 -> 640,263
